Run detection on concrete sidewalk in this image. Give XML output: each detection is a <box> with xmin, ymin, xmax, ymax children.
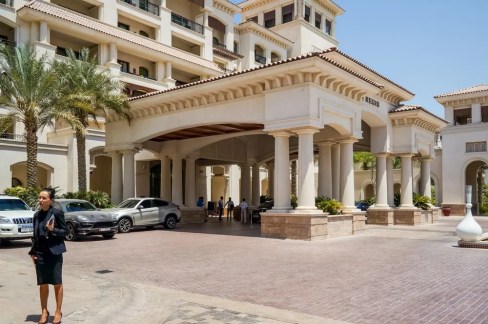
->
<box><xmin>0</xmin><ymin>254</ymin><xmax>345</xmax><ymax>324</ymax></box>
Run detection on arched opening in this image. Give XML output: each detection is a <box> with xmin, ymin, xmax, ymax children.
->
<box><xmin>150</xmin><ymin>163</ymin><xmax>161</xmax><ymax>198</ymax></box>
<box><xmin>209</xmin><ymin>16</ymin><xmax>226</xmax><ymax>48</ymax></box>
<box><xmin>364</xmin><ymin>183</ymin><xmax>374</xmax><ymax>200</ymax></box>
<box><xmin>254</xmin><ymin>44</ymin><xmax>266</xmax><ymax>64</ymax></box>
<box><xmin>465</xmin><ymin>160</ymin><xmax>488</xmax><ymax>215</ymax></box>
<box><xmin>90</xmin><ymin>154</ymin><xmax>111</xmax><ymax>194</ymax></box>
<box><xmin>10</xmin><ymin>162</ymin><xmax>53</xmax><ymax>189</ymax></box>
<box><xmin>271</xmin><ymin>51</ymin><xmax>281</xmax><ymax>63</ymax></box>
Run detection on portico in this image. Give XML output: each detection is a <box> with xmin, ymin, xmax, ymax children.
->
<box><xmin>105</xmin><ymin>49</ymin><xmax>445</xmax><ymax>240</ymax></box>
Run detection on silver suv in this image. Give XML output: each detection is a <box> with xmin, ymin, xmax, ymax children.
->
<box><xmin>0</xmin><ymin>195</ymin><xmax>35</xmax><ymax>242</ymax></box>
<box><xmin>104</xmin><ymin>198</ymin><xmax>181</xmax><ymax>233</ymax></box>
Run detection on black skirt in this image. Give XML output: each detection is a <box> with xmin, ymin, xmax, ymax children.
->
<box><xmin>35</xmin><ymin>240</ymin><xmax>63</xmax><ymax>285</ymax></box>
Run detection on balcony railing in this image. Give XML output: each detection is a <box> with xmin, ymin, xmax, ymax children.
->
<box><xmin>120</xmin><ymin>0</ymin><xmax>160</xmax><ymax>16</ymax></box>
<box><xmin>0</xmin><ymin>39</ymin><xmax>16</xmax><ymax>47</ymax></box>
<box><xmin>121</xmin><ymin>69</ymin><xmax>156</xmax><ymax>81</ymax></box>
<box><xmin>0</xmin><ymin>0</ymin><xmax>14</xmax><ymax>7</ymax></box>
<box><xmin>213</xmin><ymin>41</ymin><xmax>226</xmax><ymax>49</ymax></box>
<box><xmin>0</xmin><ymin>133</ymin><xmax>26</xmax><ymax>142</ymax></box>
<box><xmin>171</xmin><ymin>13</ymin><xmax>204</xmax><ymax>34</ymax></box>
<box><xmin>254</xmin><ymin>53</ymin><xmax>266</xmax><ymax>65</ymax></box>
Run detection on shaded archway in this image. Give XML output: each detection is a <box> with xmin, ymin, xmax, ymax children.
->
<box><xmin>465</xmin><ymin>160</ymin><xmax>487</xmax><ymax>215</ymax></box>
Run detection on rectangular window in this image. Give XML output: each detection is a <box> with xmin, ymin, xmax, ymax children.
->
<box><xmin>325</xmin><ymin>19</ymin><xmax>332</xmax><ymax>35</ymax></box>
<box><xmin>264</xmin><ymin>10</ymin><xmax>276</xmax><ymax>28</ymax></box>
<box><xmin>118</xmin><ymin>22</ymin><xmax>130</xmax><ymax>30</ymax></box>
<box><xmin>304</xmin><ymin>6</ymin><xmax>311</xmax><ymax>22</ymax></box>
<box><xmin>282</xmin><ymin>4</ymin><xmax>294</xmax><ymax>23</ymax></box>
<box><xmin>118</xmin><ymin>60</ymin><xmax>130</xmax><ymax>73</ymax></box>
<box><xmin>315</xmin><ymin>12</ymin><xmax>322</xmax><ymax>29</ymax></box>
<box><xmin>466</xmin><ymin>141</ymin><xmax>487</xmax><ymax>153</ymax></box>
<box><xmin>453</xmin><ymin>107</ymin><xmax>472</xmax><ymax>125</ymax></box>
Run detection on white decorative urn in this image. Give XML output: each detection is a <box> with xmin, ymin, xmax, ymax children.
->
<box><xmin>456</xmin><ymin>185</ymin><xmax>482</xmax><ymax>242</ymax></box>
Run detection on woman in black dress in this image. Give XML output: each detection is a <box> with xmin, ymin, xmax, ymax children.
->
<box><xmin>28</xmin><ymin>188</ymin><xmax>67</xmax><ymax>324</ymax></box>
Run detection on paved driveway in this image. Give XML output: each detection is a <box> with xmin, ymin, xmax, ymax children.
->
<box><xmin>1</xmin><ymin>216</ymin><xmax>488</xmax><ymax>323</ymax></box>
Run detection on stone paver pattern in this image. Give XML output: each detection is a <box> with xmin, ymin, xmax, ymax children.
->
<box><xmin>2</xmin><ymin>216</ymin><xmax>488</xmax><ymax>323</ymax></box>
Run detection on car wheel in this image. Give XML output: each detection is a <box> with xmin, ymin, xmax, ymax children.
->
<box><xmin>65</xmin><ymin>223</ymin><xmax>78</xmax><ymax>241</ymax></box>
<box><xmin>163</xmin><ymin>215</ymin><xmax>177</xmax><ymax>229</ymax></box>
<box><xmin>102</xmin><ymin>233</ymin><xmax>115</xmax><ymax>239</ymax></box>
<box><xmin>117</xmin><ymin>217</ymin><xmax>132</xmax><ymax>233</ymax></box>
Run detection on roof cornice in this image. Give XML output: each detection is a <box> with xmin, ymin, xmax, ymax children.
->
<box><xmin>213</xmin><ymin>0</ymin><xmax>242</xmax><ymax>15</ymax></box>
<box><xmin>389</xmin><ymin>105</ymin><xmax>448</xmax><ymax>133</ymax></box>
<box><xmin>239</xmin><ymin>0</ymin><xmax>344</xmax><ymax>16</ymax></box>
<box><xmin>235</xmin><ymin>20</ymin><xmax>293</xmax><ymax>49</ymax></box>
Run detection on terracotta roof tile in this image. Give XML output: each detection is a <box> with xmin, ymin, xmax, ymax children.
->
<box><xmin>327</xmin><ymin>48</ymin><xmax>414</xmax><ymax>95</ymax></box>
<box><xmin>20</xmin><ymin>1</ymin><xmax>222</xmax><ymax>72</ymax></box>
<box><xmin>129</xmin><ymin>50</ymin><xmax>383</xmax><ymax>101</ymax></box>
<box><xmin>434</xmin><ymin>84</ymin><xmax>488</xmax><ymax>98</ymax></box>
<box><xmin>389</xmin><ymin>105</ymin><xmax>448</xmax><ymax>123</ymax></box>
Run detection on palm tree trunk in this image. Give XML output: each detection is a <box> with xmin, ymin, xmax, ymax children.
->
<box><xmin>76</xmin><ymin>129</ymin><xmax>87</xmax><ymax>192</ymax></box>
<box><xmin>25</xmin><ymin>121</ymin><xmax>38</xmax><ymax>188</ymax></box>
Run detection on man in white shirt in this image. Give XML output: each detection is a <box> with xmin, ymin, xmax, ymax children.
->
<box><xmin>240</xmin><ymin>198</ymin><xmax>248</xmax><ymax>224</ymax></box>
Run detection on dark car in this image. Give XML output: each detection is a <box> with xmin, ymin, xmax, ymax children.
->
<box><xmin>251</xmin><ymin>200</ymin><xmax>274</xmax><ymax>223</ymax></box>
<box><xmin>53</xmin><ymin>199</ymin><xmax>118</xmax><ymax>241</ymax></box>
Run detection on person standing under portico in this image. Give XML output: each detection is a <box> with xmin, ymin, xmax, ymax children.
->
<box><xmin>218</xmin><ymin>196</ymin><xmax>224</xmax><ymax>221</ymax></box>
<box><xmin>224</xmin><ymin>197</ymin><xmax>234</xmax><ymax>222</ymax></box>
<box><xmin>240</xmin><ymin>198</ymin><xmax>248</xmax><ymax>224</ymax></box>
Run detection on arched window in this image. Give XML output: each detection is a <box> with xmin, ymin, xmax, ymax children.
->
<box><xmin>233</xmin><ymin>41</ymin><xmax>239</xmax><ymax>54</ymax></box>
<box><xmin>139</xmin><ymin>67</ymin><xmax>149</xmax><ymax>78</ymax></box>
<box><xmin>254</xmin><ymin>45</ymin><xmax>266</xmax><ymax>64</ymax></box>
<box><xmin>139</xmin><ymin>30</ymin><xmax>149</xmax><ymax>37</ymax></box>
<box><xmin>271</xmin><ymin>52</ymin><xmax>281</xmax><ymax>63</ymax></box>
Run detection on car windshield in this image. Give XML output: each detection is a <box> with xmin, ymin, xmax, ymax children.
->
<box><xmin>0</xmin><ymin>198</ymin><xmax>30</xmax><ymax>211</ymax></box>
<box><xmin>116</xmin><ymin>199</ymin><xmax>141</xmax><ymax>208</ymax></box>
<box><xmin>63</xmin><ymin>201</ymin><xmax>97</xmax><ymax>212</ymax></box>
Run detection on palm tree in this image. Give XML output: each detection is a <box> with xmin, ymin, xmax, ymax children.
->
<box><xmin>54</xmin><ymin>48</ymin><xmax>130</xmax><ymax>192</ymax></box>
<box><xmin>0</xmin><ymin>45</ymin><xmax>79</xmax><ymax>187</ymax></box>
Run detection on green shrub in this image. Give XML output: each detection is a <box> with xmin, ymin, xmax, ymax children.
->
<box><xmin>316</xmin><ymin>196</ymin><xmax>343</xmax><ymax>215</ymax></box>
<box><xmin>3</xmin><ymin>186</ymin><xmax>43</xmax><ymax>207</ymax></box>
<box><xmin>290</xmin><ymin>194</ymin><xmax>297</xmax><ymax>209</ymax></box>
<box><xmin>413</xmin><ymin>193</ymin><xmax>432</xmax><ymax>210</ymax></box>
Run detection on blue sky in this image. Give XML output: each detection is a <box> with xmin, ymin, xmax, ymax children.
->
<box><xmin>230</xmin><ymin>0</ymin><xmax>488</xmax><ymax>118</ymax></box>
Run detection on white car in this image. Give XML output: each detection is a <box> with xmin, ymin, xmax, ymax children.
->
<box><xmin>105</xmin><ymin>197</ymin><xmax>181</xmax><ymax>233</ymax></box>
<box><xmin>0</xmin><ymin>195</ymin><xmax>35</xmax><ymax>242</ymax></box>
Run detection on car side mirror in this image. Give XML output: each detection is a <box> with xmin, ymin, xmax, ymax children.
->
<box><xmin>137</xmin><ymin>205</ymin><xmax>144</xmax><ymax>209</ymax></box>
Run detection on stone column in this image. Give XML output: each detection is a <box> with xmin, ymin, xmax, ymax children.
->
<box><xmin>109</xmin><ymin>151</ymin><xmax>123</xmax><ymax>204</ymax></box>
<box><xmin>121</xmin><ymin>149</ymin><xmax>136</xmax><ymax>200</ymax></box>
<box><xmin>400</xmin><ymin>154</ymin><xmax>414</xmax><ymax>208</ymax></box>
<box><xmin>318</xmin><ymin>142</ymin><xmax>332</xmax><ymax>198</ymax></box>
<box><xmin>270</xmin><ymin>132</ymin><xmax>290</xmax><ymax>211</ymax></box>
<box><xmin>39</xmin><ymin>21</ymin><xmax>49</xmax><ymax>43</ymax></box>
<box><xmin>420</xmin><ymin>158</ymin><xmax>432</xmax><ymax>199</ymax></box>
<box><xmin>294</xmin><ymin>128</ymin><xmax>318</xmax><ymax>211</ymax></box>
<box><xmin>387</xmin><ymin>156</ymin><xmax>394</xmax><ymax>207</ymax></box>
<box><xmin>331</xmin><ymin>143</ymin><xmax>340</xmax><ymax>200</ymax></box>
<box><xmin>108</xmin><ymin>43</ymin><xmax>117</xmax><ymax>62</ymax></box>
<box><xmin>267</xmin><ymin>163</ymin><xmax>275</xmax><ymax>199</ymax></box>
<box><xmin>375</xmin><ymin>153</ymin><xmax>388</xmax><ymax>207</ymax></box>
<box><xmin>340</xmin><ymin>139</ymin><xmax>356</xmax><ymax>210</ymax></box>
<box><xmin>185</xmin><ymin>156</ymin><xmax>196</xmax><ymax>207</ymax></box>
<box><xmin>240</xmin><ymin>162</ymin><xmax>251</xmax><ymax>203</ymax></box>
<box><xmin>171</xmin><ymin>156</ymin><xmax>183</xmax><ymax>206</ymax></box>
<box><xmin>160</xmin><ymin>156</ymin><xmax>171</xmax><ymax>200</ymax></box>
<box><xmin>252</xmin><ymin>162</ymin><xmax>260</xmax><ymax>206</ymax></box>
<box><xmin>165</xmin><ymin>62</ymin><xmax>172</xmax><ymax>79</ymax></box>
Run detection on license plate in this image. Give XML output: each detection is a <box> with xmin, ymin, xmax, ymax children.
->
<box><xmin>20</xmin><ymin>227</ymin><xmax>33</xmax><ymax>233</ymax></box>
<box><xmin>99</xmin><ymin>228</ymin><xmax>111</xmax><ymax>232</ymax></box>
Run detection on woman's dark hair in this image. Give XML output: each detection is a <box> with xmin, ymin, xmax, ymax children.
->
<box><xmin>41</xmin><ymin>187</ymin><xmax>56</xmax><ymax>199</ymax></box>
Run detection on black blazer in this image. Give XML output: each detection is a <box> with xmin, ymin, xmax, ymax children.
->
<box><xmin>29</xmin><ymin>206</ymin><xmax>68</xmax><ymax>256</ymax></box>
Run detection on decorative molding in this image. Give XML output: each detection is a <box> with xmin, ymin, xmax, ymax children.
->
<box><xmin>235</xmin><ymin>21</ymin><xmax>293</xmax><ymax>49</ymax></box>
<box><xmin>213</xmin><ymin>0</ymin><xmax>241</xmax><ymax>15</ymax></box>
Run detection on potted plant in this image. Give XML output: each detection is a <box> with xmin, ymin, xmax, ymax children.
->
<box><xmin>441</xmin><ymin>206</ymin><xmax>451</xmax><ymax>216</ymax></box>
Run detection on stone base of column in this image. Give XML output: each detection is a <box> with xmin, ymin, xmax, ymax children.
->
<box><xmin>291</xmin><ymin>207</ymin><xmax>319</xmax><ymax>214</ymax></box>
<box><xmin>392</xmin><ymin>208</ymin><xmax>422</xmax><ymax>225</ymax></box>
<box><xmin>366</xmin><ymin>207</ymin><xmax>394</xmax><ymax>226</ymax></box>
<box><xmin>261</xmin><ymin>212</ymin><xmax>364</xmax><ymax>241</ymax></box>
<box><xmin>180</xmin><ymin>207</ymin><xmax>206</xmax><ymax>224</ymax></box>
